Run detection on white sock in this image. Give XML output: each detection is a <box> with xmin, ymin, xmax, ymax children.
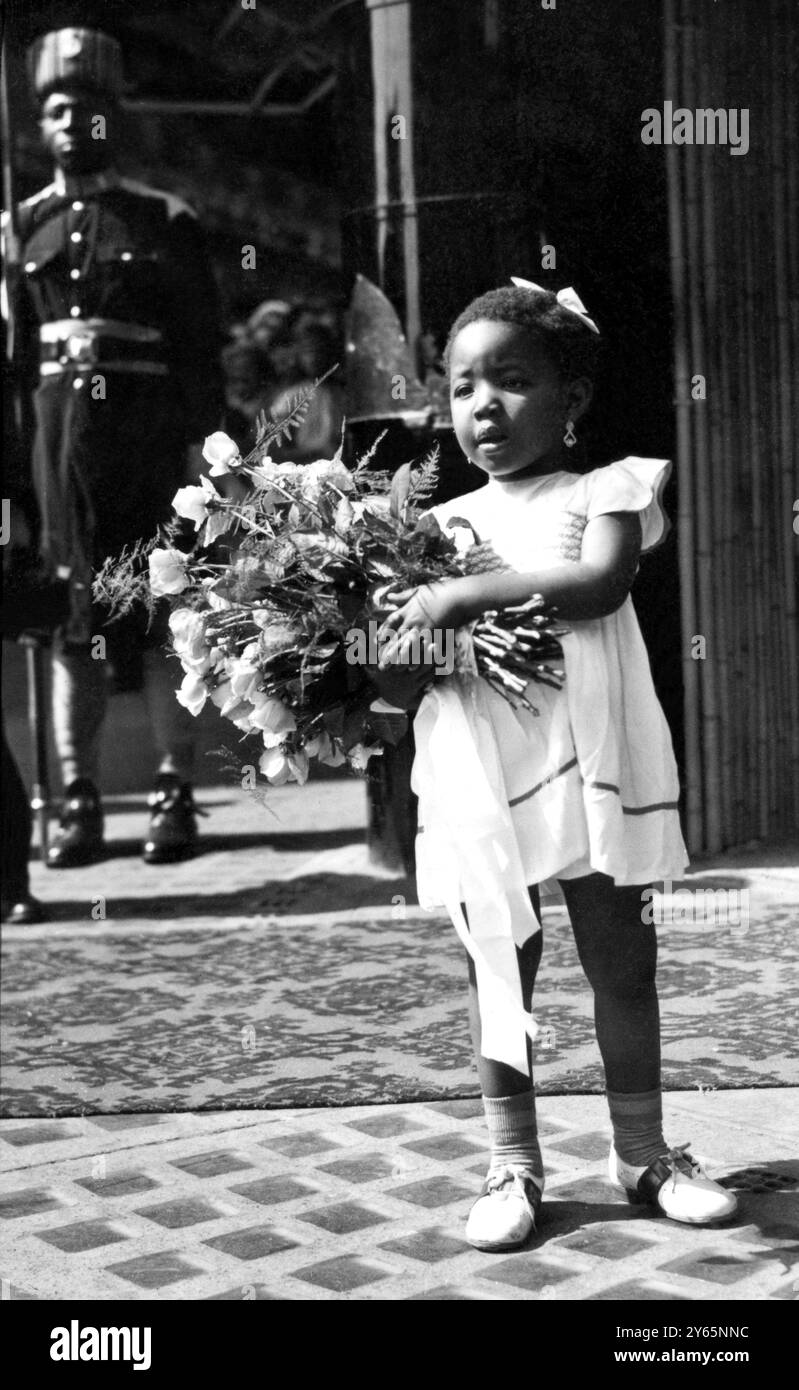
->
<box><xmin>483</xmin><ymin>1091</ymin><xmax>544</xmax><ymax>1187</ymax></box>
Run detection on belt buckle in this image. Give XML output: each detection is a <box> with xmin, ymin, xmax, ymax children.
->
<box><xmin>60</xmin><ymin>331</ymin><xmax>98</xmax><ymax>367</ymax></box>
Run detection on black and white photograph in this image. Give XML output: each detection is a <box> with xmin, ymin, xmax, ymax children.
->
<box><xmin>1</xmin><ymin>0</ymin><xmax>797</xmax><ymax>1334</ymax></box>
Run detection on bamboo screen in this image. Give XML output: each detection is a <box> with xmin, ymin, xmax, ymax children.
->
<box><xmin>664</xmin><ymin>0</ymin><xmax>798</xmax><ymax>854</ymax></box>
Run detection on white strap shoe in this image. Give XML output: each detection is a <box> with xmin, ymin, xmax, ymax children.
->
<box><xmin>465</xmin><ymin>1165</ymin><xmax>543</xmax><ymax>1251</ymax></box>
<box><xmin>609</xmin><ymin>1143</ymin><xmax>738</xmax><ymax>1225</ymax></box>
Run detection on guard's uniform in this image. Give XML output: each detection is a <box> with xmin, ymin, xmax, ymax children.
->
<box><xmin>9</xmin><ymin>169</ymin><xmax>223</xmax><ymax>675</ymax></box>
<box><xmin>2</xmin><ymin>23</ymin><xmax>224</xmax><ymax>866</ymax></box>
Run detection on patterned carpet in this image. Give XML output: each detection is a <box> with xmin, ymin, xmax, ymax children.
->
<box><xmin>2</xmin><ymin>893</ymin><xmax>796</xmax><ymax>1118</ymax></box>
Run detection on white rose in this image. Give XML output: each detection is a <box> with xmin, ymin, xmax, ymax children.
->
<box><xmin>149</xmin><ymin>548</ymin><xmax>189</xmax><ymax>596</ymax></box>
<box><xmin>287</xmin><ymin>749</ymin><xmax>310</xmax><ymax>785</ymax></box>
<box><xmin>180</xmin><ymin>650</ymin><xmax>214</xmax><ymax>678</ymax></box>
<box><xmin>249</xmin><ymin>698</ymin><xmax>297</xmax><ymax>737</ymax></box>
<box><xmin>209</xmin><ymin>679</ymin><xmax>232</xmax><ymax>709</ymax></box>
<box><xmin>229</xmin><ymin>656</ymin><xmax>260</xmax><ymax>702</ymax></box>
<box><xmin>172</xmin><ymin>477</ymin><xmax>221</xmax><ymax>531</ymax></box>
<box><xmin>300</xmin><ymin>459</ymin><xmax>354</xmax><ymax>497</ymax></box>
<box><xmin>219</xmin><ymin>694</ymin><xmax>255</xmax><ymax>732</ymax></box>
<box><xmin>169</xmin><ymin>608</ymin><xmax>208</xmax><ymax>663</ymax></box>
<box><xmin>348</xmin><ymin>742</ymin><xmax>384</xmax><ymax>771</ymax></box>
<box><xmin>320</xmin><ymin>742</ymin><xmax>346</xmax><ymax>767</ymax></box>
<box><xmin>227</xmin><ymin>642</ymin><xmax>260</xmax><ymax>698</ymax></box>
<box><xmin>202</xmin><ymin>431</ymin><xmax>242</xmax><ymax>476</ymax></box>
<box><xmin>257</xmin><ymin>620</ymin><xmax>300</xmax><ymax>657</ymax></box>
<box><xmin>305</xmin><ymin>730</ymin><xmax>345</xmax><ymax>767</ymax></box>
<box><xmin>249</xmin><ymin>459</ymin><xmax>301</xmax><ymax>514</ymax></box>
<box><xmin>258</xmin><ymin>745</ymin><xmax>309</xmax><ymax>785</ymax></box>
<box><xmin>175</xmin><ymin>670</ymin><xmax>208</xmax><ymax>716</ymax></box>
<box><xmin>258</xmin><ymin>745</ymin><xmax>292</xmax><ymax>785</ymax></box>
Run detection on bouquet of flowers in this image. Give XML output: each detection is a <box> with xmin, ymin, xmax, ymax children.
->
<box><xmin>94</xmin><ymin>394</ymin><xmax>566</xmax><ymax>788</ymax></box>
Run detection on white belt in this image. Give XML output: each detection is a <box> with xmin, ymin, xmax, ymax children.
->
<box><xmin>39</xmin><ymin>318</ymin><xmax>163</xmax><ymax>343</ymax></box>
<box><xmin>40</xmin><ymin>359</ymin><xmax>168</xmax><ymax>376</ymax></box>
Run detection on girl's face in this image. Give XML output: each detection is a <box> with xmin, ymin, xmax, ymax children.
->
<box><xmin>449</xmin><ymin>319</ymin><xmax>588</xmax><ymax>480</ymax></box>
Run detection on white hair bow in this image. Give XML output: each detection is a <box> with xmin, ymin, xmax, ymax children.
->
<box><xmin>510</xmin><ymin>277</ymin><xmax>600</xmax><ymax>334</ymax></box>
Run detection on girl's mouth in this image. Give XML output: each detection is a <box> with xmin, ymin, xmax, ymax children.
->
<box><xmin>475</xmin><ymin>427</ymin><xmax>508</xmax><ymax>449</ymax></box>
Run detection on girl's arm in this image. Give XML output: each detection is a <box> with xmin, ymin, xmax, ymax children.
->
<box><xmin>379</xmin><ymin>511</ymin><xmax>642</xmax><ymax>656</ymax></box>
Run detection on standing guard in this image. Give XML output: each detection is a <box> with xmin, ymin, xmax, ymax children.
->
<box><xmin>5</xmin><ymin>26</ymin><xmax>225</xmax><ymax>866</ymax></box>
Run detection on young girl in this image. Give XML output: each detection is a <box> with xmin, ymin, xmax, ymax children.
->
<box><xmin>376</xmin><ymin>281</ymin><xmax>737</xmax><ymax>1252</ymax></box>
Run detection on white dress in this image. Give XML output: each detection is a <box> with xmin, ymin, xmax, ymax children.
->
<box><xmin>410</xmin><ymin>457</ymin><xmax>689</xmax><ymax>1071</ymax></box>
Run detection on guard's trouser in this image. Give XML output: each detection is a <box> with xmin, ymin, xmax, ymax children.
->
<box><xmin>51</xmin><ymin>644</ymin><xmax>195</xmax><ymax>789</ymax></box>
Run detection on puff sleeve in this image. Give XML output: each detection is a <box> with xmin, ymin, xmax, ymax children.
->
<box><xmin>584</xmin><ymin>457</ymin><xmax>673</xmax><ymax>553</ymax></box>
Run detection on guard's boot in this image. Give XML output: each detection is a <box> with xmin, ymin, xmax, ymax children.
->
<box><xmin>47</xmin><ymin>778</ymin><xmax>105</xmax><ymax>869</ymax></box>
<box><xmin>2</xmin><ymin>893</ymin><xmax>47</xmax><ymax>924</ymax></box>
<box><xmin>142</xmin><ymin>774</ymin><xmax>203</xmax><ymax>864</ymax></box>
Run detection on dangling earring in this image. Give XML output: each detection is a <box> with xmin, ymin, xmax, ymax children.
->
<box><xmin>563</xmin><ymin>419</ymin><xmax>577</xmax><ymax>448</ymax></box>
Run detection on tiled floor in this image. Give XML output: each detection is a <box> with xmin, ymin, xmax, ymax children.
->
<box><xmin>1</xmin><ymin>1091</ymin><xmax>797</xmax><ymax>1301</ymax></box>
<box><xmin>2</xmin><ymin>772</ymin><xmax>797</xmax><ymax>1301</ymax></box>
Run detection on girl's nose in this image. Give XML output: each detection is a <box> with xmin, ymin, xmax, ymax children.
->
<box><xmin>473</xmin><ymin>389</ymin><xmax>501</xmax><ymax>418</ymax></box>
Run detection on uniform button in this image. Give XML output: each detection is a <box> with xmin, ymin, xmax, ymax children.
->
<box><xmin>70</xmin><ymin>306</ymin><xmax>81</xmax><ymax>317</ymax></box>
<box><xmin>121</xmin><ymin>252</ymin><xmax>133</xmax><ymax>262</ymax></box>
<box><xmin>24</xmin><ymin>260</ymin><xmax>37</xmax><ymax>273</ymax></box>
<box><xmin>73</xmin><ymin>377</ymin><xmax>84</xmax><ymax>390</ymax></box>
<box><xmin>70</xmin><ymin>231</ymin><xmax>82</xmax><ymax>244</ymax></box>
<box><xmin>71</xmin><ymin>200</ymin><xmax>85</xmax><ymax>212</ymax></box>
<box><xmin>70</xmin><ymin>269</ymin><xmax>81</xmax><ymax>281</ymax></box>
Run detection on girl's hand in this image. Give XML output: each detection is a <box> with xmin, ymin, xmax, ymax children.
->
<box><xmin>368</xmin><ymin>659</ymin><xmax>433</xmax><ymax>712</ymax></box>
<box><xmin>378</xmin><ymin>580</ymin><xmax>462</xmax><ymax>638</ymax></box>
<box><xmin>376</xmin><ymin>581</ymin><xmax>462</xmax><ymax>671</ymax></box>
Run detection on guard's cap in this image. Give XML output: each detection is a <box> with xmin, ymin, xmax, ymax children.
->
<box><xmin>27</xmin><ymin>28</ymin><xmax>123</xmax><ymax>103</ymax></box>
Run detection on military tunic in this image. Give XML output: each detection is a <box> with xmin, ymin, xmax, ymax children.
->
<box><xmin>6</xmin><ymin>169</ymin><xmax>223</xmax><ymax>670</ymax></box>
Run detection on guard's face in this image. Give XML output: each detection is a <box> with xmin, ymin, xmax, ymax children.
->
<box><xmin>449</xmin><ymin>320</ymin><xmax>573</xmax><ymax>480</ymax></box>
<box><xmin>39</xmin><ymin>88</ymin><xmax>116</xmax><ymax>173</ymax></box>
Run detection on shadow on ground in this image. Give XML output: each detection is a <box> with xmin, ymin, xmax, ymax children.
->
<box><xmin>28</xmin><ymin>873</ymin><xmax>417</xmax><ymax>921</ymax></box>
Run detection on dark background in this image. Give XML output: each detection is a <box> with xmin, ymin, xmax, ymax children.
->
<box><xmin>3</xmin><ymin>0</ymin><xmax>684</xmax><ymax>763</ymax></box>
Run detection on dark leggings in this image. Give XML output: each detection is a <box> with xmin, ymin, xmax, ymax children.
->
<box><xmin>467</xmin><ymin>872</ymin><xmax>660</xmax><ymax>1098</ymax></box>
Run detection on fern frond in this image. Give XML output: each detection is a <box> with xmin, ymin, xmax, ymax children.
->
<box><xmin>353</xmin><ymin>429</ymin><xmax>388</xmax><ymax>478</ymax></box>
<box><xmin>406</xmin><ymin>445</ymin><xmax>441</xmax><ymax>506</ymax></box>
<box><xmin>92</xmin><ymin>535</ymin><xmax>160</xmax><ymax>622</ymax></box>
<box><xmin>246</xmin><ymin>365</ymin><xmax>339</xmax><ymax>461</ymax></box>
<box><xmin>330</xmin><ymin>416</ymin><xmax>347</xmax><ymax>466</ymax></box>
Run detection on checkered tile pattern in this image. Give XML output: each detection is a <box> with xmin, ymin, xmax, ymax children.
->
<box><xmin>1</xmin><ymin>1094</ymin><xmax>797</xmax><ymax>1300</ymax></box>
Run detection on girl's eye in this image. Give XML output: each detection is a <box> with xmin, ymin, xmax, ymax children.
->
<box><xmin>452</xmin><ymin>383</ymin><xmax>472</xmax><ymax>399</ymax></box>
<box><xmin>502</xmin><ymin>376</ymin><xmax>526</xmax><ymax>390</ymax></box>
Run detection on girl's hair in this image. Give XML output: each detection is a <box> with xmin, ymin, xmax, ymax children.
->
<box><xmin>444</xmin><ymin>285</ymin><xmax>601</xmax><ymax>384</ymax></box>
